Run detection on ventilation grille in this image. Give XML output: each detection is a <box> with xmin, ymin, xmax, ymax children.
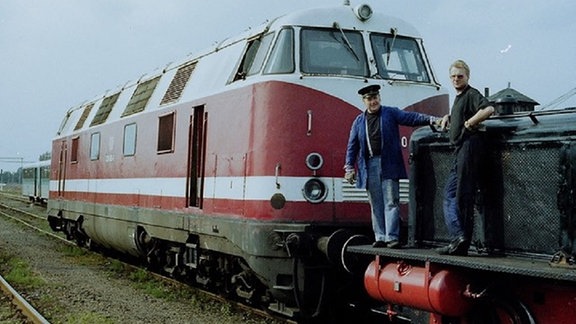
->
<box><xmin>122</xmin><ymin>76</ymin><xmax>161</xmax><ymax>117</ymax></box>
<box><xmin>160</xmin><ymin>62</ymin><xmax>196</xmax><ymax>105</ymax></box>
<box><xmin>74</xmin><ymin>103</ymin><xmax>94</xmax><ymax>130</ymax></box>
<box><xmin>342</xmin><ymin>179</ymin><xmax>409</xmax><ymax>203</ymax></box>
<box><xmin>90</xmin><ymin>92</ymin><xmax>120</xmax><ymax>127</ymax></box>
<box><xmin>413</xmin><ymin>140</ymin><xmax>563</xmax><ymax>255</ymax></box>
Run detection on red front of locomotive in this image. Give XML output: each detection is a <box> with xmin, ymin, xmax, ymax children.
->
<box><xmin>200</xmin><ymin>81</ymin><xmax>368</xmax><ymax>223</ymax></box>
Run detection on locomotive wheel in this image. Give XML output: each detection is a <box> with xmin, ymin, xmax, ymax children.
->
<box><xmin>454</xmin><ymin>296</ymin><xmax>536</xmax><ymax>324</ymax></box>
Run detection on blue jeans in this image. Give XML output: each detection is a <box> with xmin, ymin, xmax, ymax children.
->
<box><xmin>443</xmin><ymin>162</ymin><xmax>465</xmax><ymax>238</ymax></box>
<box><xmin>366</xmin><ymin>156</ymin><xmax>400</xmax><ymax>242</ymax></box>
<box><xmin>443</xmin><ymin>134</ymin><xmax>485</xmax><ymax>239</ymax></box>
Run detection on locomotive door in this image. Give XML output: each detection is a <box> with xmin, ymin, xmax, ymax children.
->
<box><xmin>57</xmin><ymin>140</ymin><xmax>67</xmax><ymax>197</ymax></box>
<box><xmin>187</xmin><ymin>106</ymin><xmax>206</xmax><ymax>208</ymax></box>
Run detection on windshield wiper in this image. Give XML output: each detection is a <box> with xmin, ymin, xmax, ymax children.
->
<box><xmin>386</xmin><ymin>28</ymin><xmax>398</xmax><ymax>65</ymax></box>
<box><xmin>332</xmin><ymin>22</ymin><xmax>360</xmax><ymax>61</ymax></box>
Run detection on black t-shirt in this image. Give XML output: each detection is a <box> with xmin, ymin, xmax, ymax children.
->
<box><xmin>449</xmin><ymin>85</ymin><xmax>491</xmax><ymax>145</ymax></box>
<box><xmin>366</xmin><ymin>110</ymin><xmax>382</xmax><ymax>157</ymax></box>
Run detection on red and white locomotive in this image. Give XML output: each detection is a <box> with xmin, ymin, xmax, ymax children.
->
<box><xmin>47</xmin><ymin>2</ymin><xmax>447</xmax><ymax>320</ymax></box>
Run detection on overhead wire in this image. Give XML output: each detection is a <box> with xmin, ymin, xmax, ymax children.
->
<box><xmin>538</xmin><ymin>86</ymin><xmax>576</xmax><ymax>110</ymax></box>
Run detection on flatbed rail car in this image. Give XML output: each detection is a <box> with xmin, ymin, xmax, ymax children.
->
<box><xmin>22</xmin><ymin>160</ymin><xmax>51</xmax><ymax>204</ymax></box>
<box><xmin>46</xmin><ymin>3</ymin><xmax>448</xmax><ymax>321</ymax></box>
<box><xmin>346</xmin><ymin>108</ymin><xmax>576</xmax><ymax>323</ymax></box>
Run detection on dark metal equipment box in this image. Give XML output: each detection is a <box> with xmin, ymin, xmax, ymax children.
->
<box><xmin>408</xmin><ymin>109</ymin><xmax>576</xmax><ymax>257</ymax></box>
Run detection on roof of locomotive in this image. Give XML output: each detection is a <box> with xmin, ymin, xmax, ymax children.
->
<box><xmin>270</xmin><ymin>5</ymin><xmax>421</xmax><ymax>37</ymax></box>
<box><xmin>210</xmin><ymin>5</ymin><xmax>421</xmax><ymax>50</ymax></box>
<box><xmin>55</xmin><ymin>4</ymin><xmax>423</xmax><ymax>138</ymax></box>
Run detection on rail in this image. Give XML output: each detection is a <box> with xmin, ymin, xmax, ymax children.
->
<box><xmin>0</xmin><ymin>274</ymin><xmax>50</xmax><ymax>324</ymax></box>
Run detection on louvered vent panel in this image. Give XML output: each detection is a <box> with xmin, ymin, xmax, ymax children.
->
<box><xmin>160</xmin><ymin>62</ymin><xmax>196</xmax><ymax>105</ymax></box>
<box><xmin>122</xmin><ymin>76</ymin><xmax>161</xmax><ymax>117</ymax></box>
<box><xmin>90</xmin><ymin>92</ymin><xmax>120</xmax><ymax>126</ymax></box>
<box><xmin>74</xmin><ymin>103</ymin><xmax>94</xmax><ymax>130</ymax></box>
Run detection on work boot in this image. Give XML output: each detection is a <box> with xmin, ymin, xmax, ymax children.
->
<box><xmin>372</xmin><ymin>241</ymin><xmax>386</xmax><ymax>248</ymax></box>
<box><xmin>386</xmin><ymin>240</ymin><xmax>401</xmax><ymax>249</ymax></box>
<box><xmin>436</xmin><ymin>236</ymin><xmax>469</xmax><ymax>256</ymax></box>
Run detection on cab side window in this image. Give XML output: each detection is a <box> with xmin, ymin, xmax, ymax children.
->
<box><xmin>233</xmin><ymin>32</ymin><xmax>274</xmax><ymax>81</ymax></box>
<box><xmin>263</xmin><ymin>28</ymin><xmax>294</xmax><ymax>74</ymax></box>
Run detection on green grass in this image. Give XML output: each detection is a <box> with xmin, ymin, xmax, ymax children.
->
<box><xmin>2</xmin><ymin>257</ymin><xmax>45</xmax><ymax>289</ymax></box>
<box><xmin>58</xmin><ymin>244</ymin><xmax>105</xmax><ymax>267</ymax></box>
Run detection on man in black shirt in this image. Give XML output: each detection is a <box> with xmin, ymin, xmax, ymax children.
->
<box><xmin>437</xmin><ymin>60</ymin><xmax>495</xmax><ymax>256</ymax></box>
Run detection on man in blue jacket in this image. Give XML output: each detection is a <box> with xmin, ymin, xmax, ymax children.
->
<box><xmin>344</xmin><ymin>84</ymin><xmax>447</xmax><ymax>248</ymax></box>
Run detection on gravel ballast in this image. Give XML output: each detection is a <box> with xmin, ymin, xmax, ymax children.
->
<box><xmin>0</xmin><ymin>205</ymin><xmax>284</xmax><ymax>324</ymax></box>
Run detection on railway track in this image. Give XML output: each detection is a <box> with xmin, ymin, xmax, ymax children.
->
<box><xmin>0</xmin><ymin>192</ymin><xmax>291</xmax><ymax>323</ymax></box>
<box><xmin>0</xmin><ymin>272</ymin><xmax>49</xmax><ymax>323</ymax></box>
<box><xmin>0</xmin><ymin>200</ymin><xmax>50</xmax><ymax>323</ymax></box>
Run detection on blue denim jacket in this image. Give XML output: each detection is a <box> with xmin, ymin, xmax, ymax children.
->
<box><xmin>345</xmin><ymin>105</ymin><xmax>432</xmax><ymax>189</ymax></box>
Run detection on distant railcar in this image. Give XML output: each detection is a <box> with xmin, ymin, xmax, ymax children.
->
<box><xmin>47</xmin><ymin>3</ymin><xmax>448</xmax><ymax>320</ymax></box>
<box><xmin>22</xmin><ymin>160</ymin><xmax>51</xmax><ymax>204</ymax></box>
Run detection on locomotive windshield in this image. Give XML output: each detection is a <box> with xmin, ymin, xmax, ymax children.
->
<box><xmin>371</xmin><ymin>34</ymin><xmax>430</xmax><ymax>82</ymax></box>
<box><xmin>300</xmin><ymin>28</ymin><xmax>369</xmax><ymax>77</ymax></box>
<box><xmin>259</xmin><ymin>27</ymin><xmax>431</xmax><ymax>83</ymax></box>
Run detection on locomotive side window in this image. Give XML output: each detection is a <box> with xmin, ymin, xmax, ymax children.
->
<box><xmin>157</xmin><ymin>112</ymin><xmax>175</xmax><ymax>154</ymax></box>
<box><xmin>91</xmin><ymin>92</ymin><xmax>120</xmax><ymax>127</ymax></box>
<box><xmin>90</xmin><ymin>132</ymin><xmax>100</xmax><ymax>161</ymax></box>
<box><xmin>57</xmin><ymin>112</ymin><xmax>72</xmax><ymax>136</ymax></box>
<box><xmin>123</xmin><ymin>123</ymin><xmax>137</xmax><ymax>156</ymax></box>
<box><xmin>247</xmin><ymin>33</ymin><xmax>274</xmax><ymax>76</ymax></box>
<box><xmin>263</xmin><ymin>28</ymin><xmax>294</xmax><ymax>74</ymax></box>
<box><xmin>71</xmin><ymin>136</ymin><xmax>79</xmax><ymax>163</ymax></box>
<box><xmin>234</xmin><ymin>32</ymin><xmax>274</xmax><ymax>81</ymax></box>
<box><xmin>74</xmin><ymin>103</ymin><xmax>94</xmax><ymax>131</ymax></box>
<box><xmin>370</xmin><ymin>34</ymin><xmax>430</xmax><ymax>82</ymax></box>
<box><xmin>300</xmin><ymin>28</ymin><xmax>368</xmax><ymax>76</ymax></box>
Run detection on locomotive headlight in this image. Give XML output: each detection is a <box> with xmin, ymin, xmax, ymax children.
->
<box><xmin>305</xmin><ymin>152</ymin><xmax>324</xmax><ymax>171</ymax></box>
<box><xmin>354</xmin><ymin>4</ymin><xmax>373</xmax><ymax>21</ymax></box>
<box><xmin>302</xmin><ymin>178</ymin><xmax>328</xmax><ymax>203</ymax></box>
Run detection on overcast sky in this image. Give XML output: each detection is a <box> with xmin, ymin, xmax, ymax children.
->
<box><xmin>1</xmin><ymin>0</ymin><xmax>575</xmax><ymax>171</ymax></box>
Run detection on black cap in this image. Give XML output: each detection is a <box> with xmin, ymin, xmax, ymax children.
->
<box><xmin>358</xmin><ymin>84</ymin><xmax>381</xmax><ymax>97</ymax></box>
